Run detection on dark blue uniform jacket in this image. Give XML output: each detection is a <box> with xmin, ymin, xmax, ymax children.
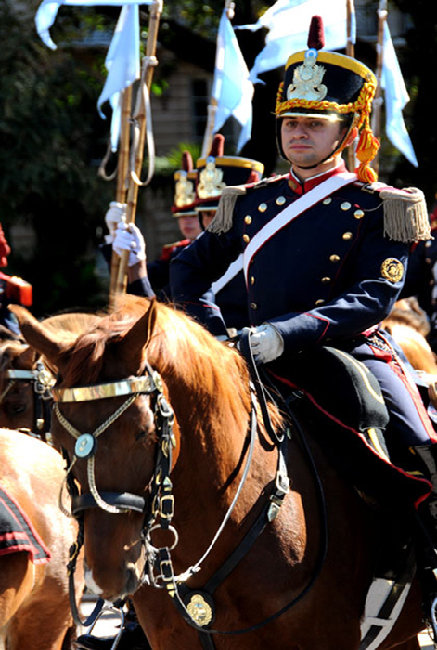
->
<box><xmin>170</xmin><ymin>165</ymin><xmax>410</xmax><ymax>357</ymax></box>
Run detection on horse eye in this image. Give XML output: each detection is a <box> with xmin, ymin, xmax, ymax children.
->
<box><xmin>6</xmin><ymin>403</ymin><xmax>27</xmax><ymax>416</ymax></box>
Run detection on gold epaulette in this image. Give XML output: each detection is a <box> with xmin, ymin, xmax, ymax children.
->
<box><xmin>207</xmin><ymin>175</ymin><xmax>286</xmax><ymax>235</ymax></box>
<box><xmin>207</xmin><ymin>187</ymin><xmax>247</xmax><ymax>234</ymax></box>
<box><xmin>366</xmin><ymin>183</ymin><xmax>431</xmax><ymax>243</ymax></box>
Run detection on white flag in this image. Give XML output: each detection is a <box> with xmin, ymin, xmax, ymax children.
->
<box><xmin>238</xmin><ymin>0</ymin><xmax>353</xmax><ymax>83</ymax></box>
<box><xmin>97</xmin><ymin>5</ymin><xmax>140</xmax><ymax>150</ymax></box>
<box><xmin>35</xmin><ymin>0</ymin><xmax>152</xmax><ymax>50</ymax></box>
<box><xmin>380</xmin><ymin>22</ymin><xmax>418</xmax><ymax>167</ymax></box>
<box><xmin>212</xmin><ymin>10</ymin><xmax>254</xmax><ymax>152</ymax></box>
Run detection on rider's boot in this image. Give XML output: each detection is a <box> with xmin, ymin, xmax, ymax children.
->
<box><xmin>413</xmin><ymin>444</ymin><xmax>437</xmax><ymax>542</ymax></box>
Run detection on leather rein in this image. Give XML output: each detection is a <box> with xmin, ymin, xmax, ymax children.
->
<box><xmin>51</xmin><ymin>335</ymin><xmax>328</xmax><ymax>644</ymax></box>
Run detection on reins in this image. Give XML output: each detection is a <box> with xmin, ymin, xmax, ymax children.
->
<box><xmin>51</xmin><ymin>330</ymin><xmax>329</xmax><ymax>644</ymax></box>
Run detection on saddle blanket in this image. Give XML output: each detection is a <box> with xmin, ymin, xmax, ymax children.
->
<box><xmin>0</xmin><ymin>486</ymin><xmax>51</xmax><ymax>564</ymax></box>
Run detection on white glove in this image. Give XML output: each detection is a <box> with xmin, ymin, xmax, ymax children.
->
<box><xmin>105</xmin><ymin>202</ymin><xmax>126</xmax><ymax>243</ymax></box>
<box><xmin>113</xmin><ymin>222</ymin><xmax>146</xmax><ymax>267</ymax></box>
<box><xmin>250</xmin><ymin>323</ymin><xmax>284</xmax><ymax>365</ymax></box>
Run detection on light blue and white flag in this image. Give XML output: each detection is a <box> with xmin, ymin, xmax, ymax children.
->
<box><xmin>35</xmin><ymin>0</ymin><xmax>151</xmax><ymax>50</ymax></box>
<box><xmin>212</xmin><ymin>9</ymin><xmax>254</xmax><ymax>151</ymax></box>
<box><xmin>380</xmin><ymin>22</ymin><xmax>418</xmax><ymax>167</ymax></box>
<box><xmin>237</xmin><ymin>0</ymin><xmax>353</xmax><ymax>83</ymax></box>
<box><xmin>97</xmin><ymin>5</ymin><xmax>140</xmax><ymax>150</ymax></box>
<box><xmin>35</xmin><ymin>0</ymin><xmax>150</xmax><ymax>150</ymax></box>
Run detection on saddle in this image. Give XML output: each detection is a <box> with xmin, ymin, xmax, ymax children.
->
<box><xmin>265</xmin><ymin>345</ymin><xmax>431</xmax><ymax>509</ymax></box>
<box><xmin>0</xmin><ymin>486</ymin><xmax>51</xmax><ymax>563</ymax></box>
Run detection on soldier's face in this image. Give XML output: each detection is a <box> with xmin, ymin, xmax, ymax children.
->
<box><xmin>280</xmin><ymin>116</ymin><xmax>346</xmax><ymax>176</ymax></box>
<box><xmin>177</xmin><ymin>215</ymin><xmax>202</xmax><ymax>241</ymax></box>
<box><xmin>199</xmin><ymin>210</ymin><xmax>216</xmax><ymax>230</ymax></box>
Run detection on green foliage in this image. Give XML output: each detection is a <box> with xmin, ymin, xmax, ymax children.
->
<box><xmin>0</xmin><ymin>2</ymin><xmax>113</xmax><ymax>315</ymax></box>
<box><xmin>155</xmin><ymin>142</ymin><xmax>203</xmax><ymax>174</ymax></box>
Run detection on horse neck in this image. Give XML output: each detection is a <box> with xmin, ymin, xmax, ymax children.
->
<box><xmin>148</xmin><ymin>331</ymin><xmax>269</xmax><ymax>544</ymax></box>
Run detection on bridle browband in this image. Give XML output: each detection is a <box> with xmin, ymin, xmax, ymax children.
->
<box><xmin>52</xmin><ymin>339</ymin><xmax>328</xmax><ymax>645</ymax></box>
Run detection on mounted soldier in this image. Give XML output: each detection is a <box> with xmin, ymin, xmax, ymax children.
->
<box><xmin>106</xmin><ymin>151</ymin><xmax>201</xmax><ymax>302</ymax></box>
<box><xmin>170</xmin><ymin>15</ymin><xmax>437</xmax><ymax>603</ymax></box>
<box><xmin>196</xmin><ymin>133</ymin><xmax>264</xmax><ymax>333</ymax></box>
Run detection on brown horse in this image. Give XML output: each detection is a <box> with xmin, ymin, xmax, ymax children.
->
<box><xmin>0</xmin><ymin>427</ymin><xmax>84</xmax><ymax>649</ymax></box>
<box><xmin>382</xmin><ymin>298</ymin><xmax>437</xmax><ymax>375</ymax></box>
<box><xmin>0</xmin><ymin>311</ymin><xmax>99</xmax><ymax>437</ymax></box>
<box><xmin>382</xmin><ymin>297</ymin><xmax>437</xmax><ymax>411</ymax></box>
<box><xmin>11</xmin><ymin>296</ymin><xmax>429</xmax><ymax>650</ymax></box>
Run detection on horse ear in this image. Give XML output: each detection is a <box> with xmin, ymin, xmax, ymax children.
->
<box><xmin>8</xmin><ymin>305</ymin><xmax>66</xmax><ymax>367</ymax></box>
<box><xmin>118</xmin><ymin>298</ymin><xmax>158</xmax><ymax>369</ymax></box>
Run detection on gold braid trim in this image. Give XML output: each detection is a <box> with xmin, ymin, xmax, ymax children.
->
<box><xmin>275</xmin><ymin>79</ymin><xmax>376</xmax><ymax>122</ymax></box>
<box><xmin>276</xmin><ymin>78</ymin><xmax>379</xmax><ymax>183</ymax></box>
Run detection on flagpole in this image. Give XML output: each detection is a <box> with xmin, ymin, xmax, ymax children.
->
<box><xmin>114</xmin><ymin>0</ymin><xmax>163</xmax><ymax>297</ymax></box>
<box><xmin>346</xmin><ymin>0</ymin><xmax>355</xmax><ymax>172</ymax></box>
<box><xmin>371</xmin><ymin>0</ymin><xmax>387</xmax><ymax>177</ymax></box>
<box><xmin>200</xmin><ymin>0</ymin><xmax>235</xmax><ymax>159</ymax></box>
<box><xmin>108</xmin><ymin>85</ymin><xmax>133</xmax><ymax>304</ymax></box>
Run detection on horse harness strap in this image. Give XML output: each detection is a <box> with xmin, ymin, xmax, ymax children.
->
<box><xmin>4</xmin><ymin>361</ymin><xmax>54</xmax><ymax>437</ymax></box>
<box><xmin>52</xmin><ymin>342</ymin><xmax>327</xmax><ymax>645</ymax></box>
<box><xmin>53</xmin><ymin>365</ymin><xmax>174</xmax><ymax>629</ymax></box>
<box><xmin>149</xmin><ymin>331</ymin><xmax>327</xmax><ymax>644</ymax></box>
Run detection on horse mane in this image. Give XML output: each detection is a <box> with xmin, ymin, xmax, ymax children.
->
<box><xmin>0</xmin><ymin>339</ymin><xmax>32</xmax><ymax>373</ymax></box>
<box><xmin>55</xmin><ymin>294</ymin><xmax>282</xmax><ymax>433</ymax></box>
<box><xmin>41</xmin><ymin>311</ymin><xmax>102</xmax><ymax>345</ymax></box>
<box><xmin>384</xmin><ymin>297</ymin><xmax>431</xmax><ymax>337</ymax></box>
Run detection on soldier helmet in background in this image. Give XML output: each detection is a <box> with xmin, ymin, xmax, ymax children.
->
<box><xmin>275</xmin><ymin>16</ymin><xmax>379</xmax><ymax>183</ymax></box>
<box><xmin>196</xmin><ymin>134</ymin><xmax>264</xmax><ymax>214</ymax></box>
<box><xmin>172</xmin><ymin>151</ymin><xmax>198</xmax><ymax>218</ymax></box>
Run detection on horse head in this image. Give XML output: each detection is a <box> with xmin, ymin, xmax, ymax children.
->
<box><xmin>11</xmin><ymin>298</ymin><xmax>170</xmax><ymax>601</ymax></box>
<box><xmin>0</xmin><ymin>337</ymin><xmax>49</xmax><ymax>433</ymax></box>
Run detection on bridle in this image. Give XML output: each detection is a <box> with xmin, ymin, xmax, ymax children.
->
<box><xmin>51</xmin><ymin>335</ymin><xmax>328</xmax><ymax>646</ymax></box>
<box><xmin>0</xmin><ymin>360</ymin><xmax>55</xmax><ymax>440</ymax></box>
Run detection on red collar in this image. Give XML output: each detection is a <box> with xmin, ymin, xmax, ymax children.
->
<box><xmin>288</xmin><ymin>162</ymin><xmax>349</xmax><ymax>195</ymax></box>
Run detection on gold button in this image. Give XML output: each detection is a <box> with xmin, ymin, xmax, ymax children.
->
<box><xmin>323</xmin><ymin>198</ymin><xmax>332</xmax><ymax>205</ymax></box>
<box><xmin>250</xmin><ymin>276</ymin><xmax>255</xmax><ymax>285</ymax></box>
<box><xmin>341</xmin><ymin>202</ymin><xmax>352</xmax><ymax>211</ymax></box>
<box><xmin>258</xmin><ymin>203</ymin><xmax>267</xmax><ymax>212</ymax></box>
<box><xmin>329</xmin><ymin>254</ymin><xmax>341</xmax><ymax>263</ymax></box>
<box><xmin>243</xmin><ymin>234</ymin><xmax>250</xmax><ymax>243</ymax></box>
<box><xmin>321</xmin><ymin>276</ymin><xmax>331</xmax><ymax>284</ymax></box>
<box><xmin>244</xmin><ymin>215</ymin><xmax>252</xmax><ymax>224</ymax></box>
<box><xmin>342</xmin><ymin>231</ymin><xmax>353</xmax><ymax>241</ymax></box>
<box><xmin>353</xmin><ymin>209</ymin><xmax>365</xmax><ymax>219</ymax></box>
<box><xmin>276</xmin><ymin>196</ymin><xmax>286</xmax><ymax>206</ymax></box>
<box><xmin>250</xmin><ymin>302</ymin><xmax>258</xmax><ymax>310</ymax></box>
<box><xmin>315</xmin><ymin>299</ymin><xmax>325</xmax><ymax>306</ymax></box>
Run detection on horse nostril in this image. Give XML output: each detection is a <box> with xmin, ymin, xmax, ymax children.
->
<box><xmin>124</xmin><ymin>564</ymin><xmax>140</xmax><ymax>595</ymax></box>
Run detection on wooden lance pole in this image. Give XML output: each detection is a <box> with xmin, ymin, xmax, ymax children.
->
<box><xmin>108</xmin><ymin>85</ymin><xmax>133</xmax><ymax>303</ymax></box>
<box><xmin>114</xmin><ymin>0</ymin><xmax>163</xmax><ymax>297</ymax></box>
<box><xmin>346</xmin><ymin>0</ymin><xmax>356</xmax><ymax>173</ymax></box>
<box><xmin>371</xmin><ymin>0</ymin><xmax>388</xmax><ymax>178</ymax></box>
